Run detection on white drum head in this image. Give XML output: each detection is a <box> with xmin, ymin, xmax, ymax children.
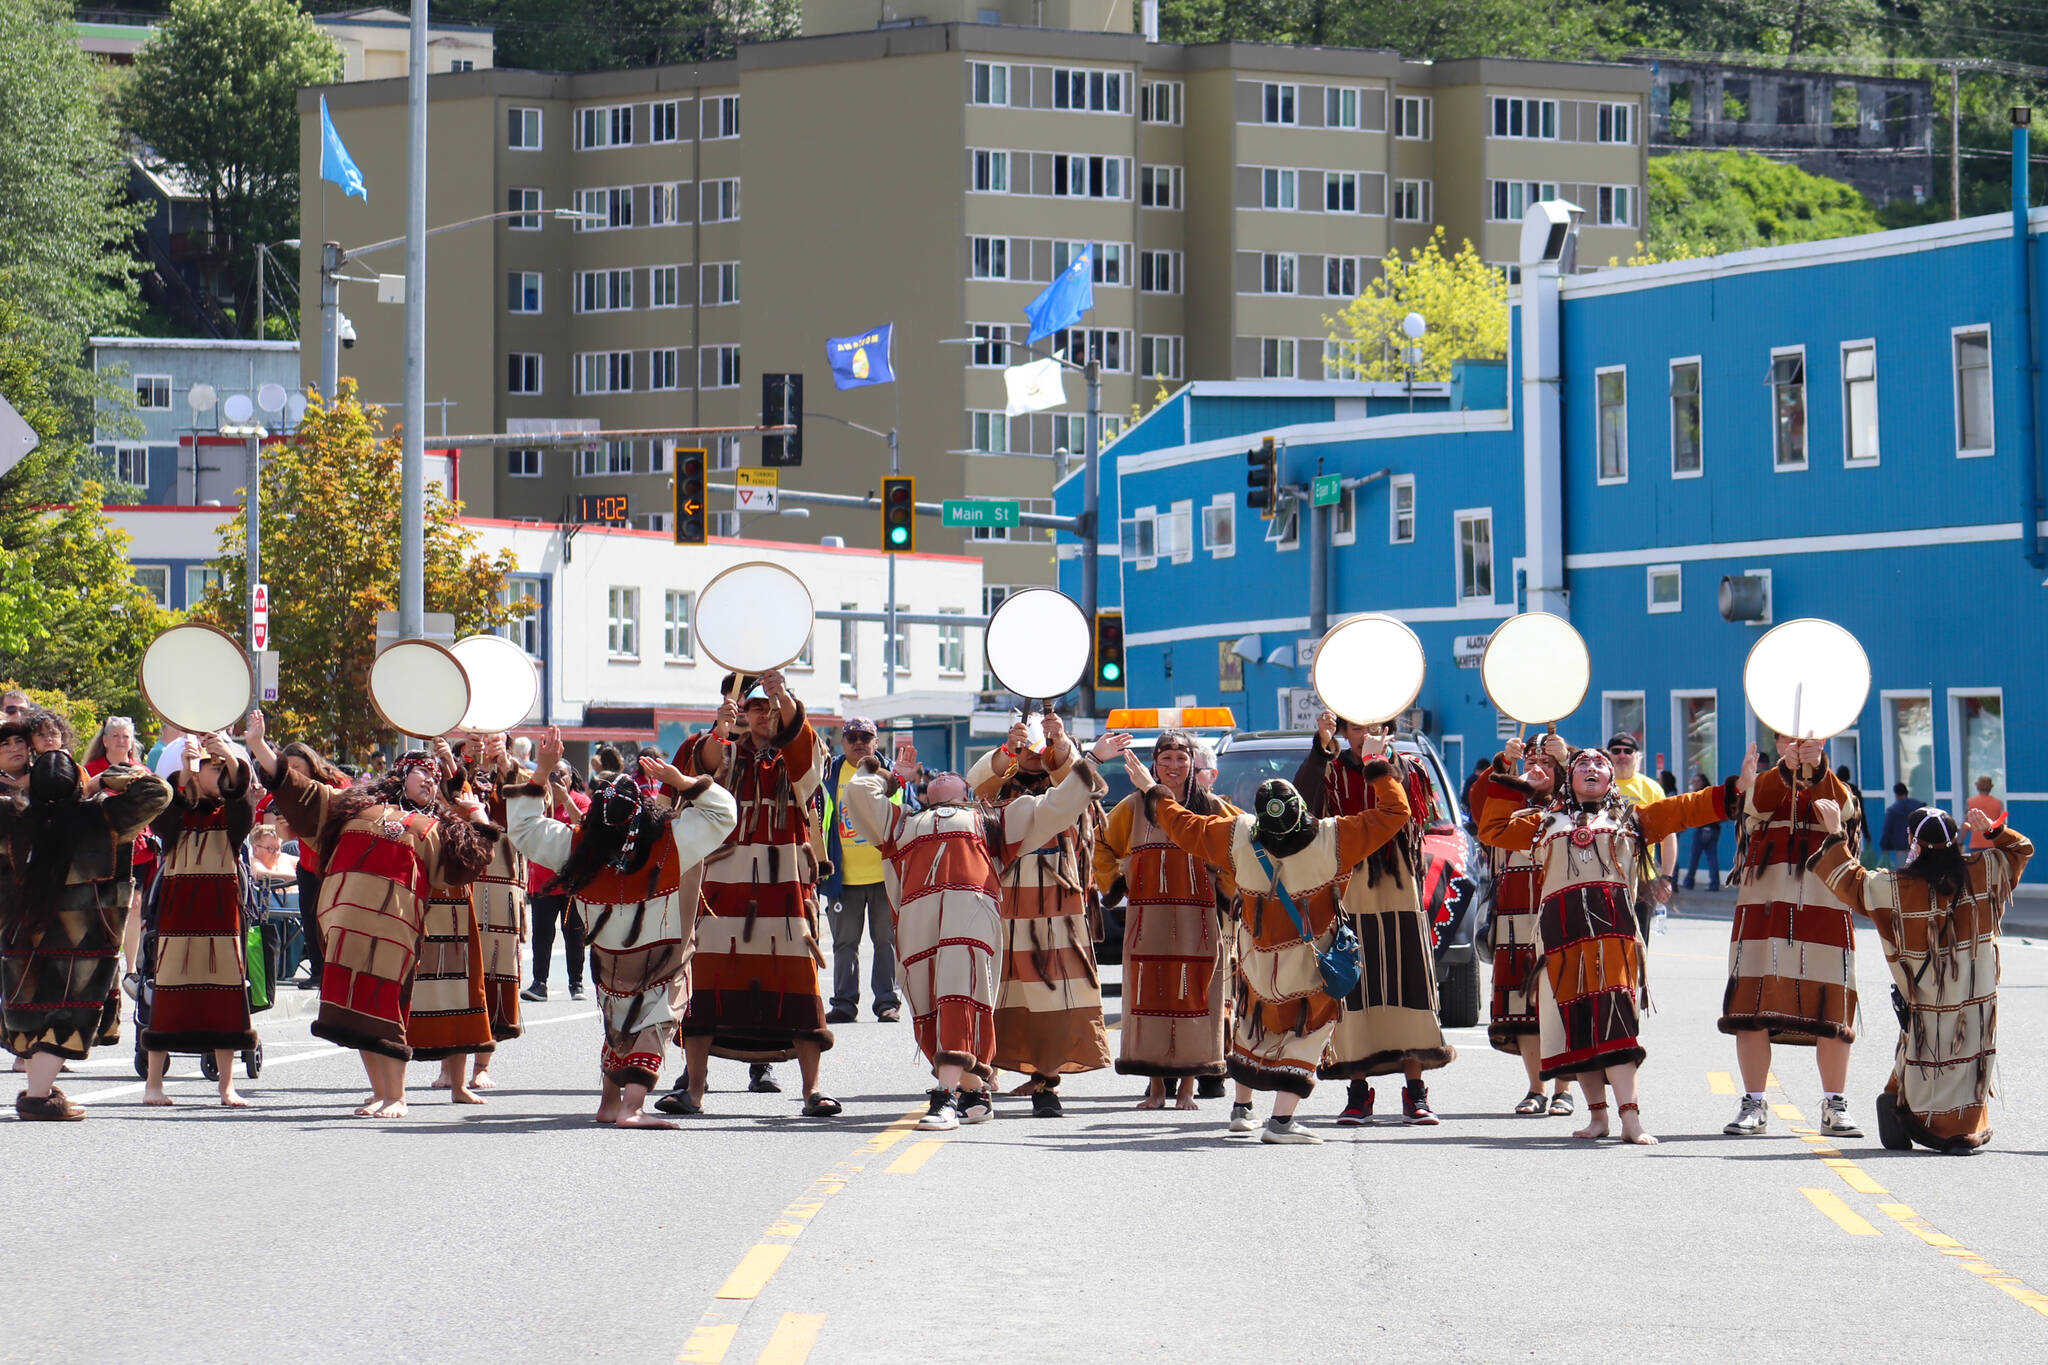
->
<box><xmin>1481</xmin><ymin>612</ymin><xmax>1591</xmax><ymax>726</ymax></box>
<box><xmin>1743</xmin><ymin>618</ymin><xmax>1870</xmax><ymax>740</ymax></box>
<box><xmin>451</xmin><ymin>634</ymin><xmax>539</xmax><ymax>733</ymax></box>
<box><xmin>1311</xmin><ymin>614</ymin><xmax>1426</xmax><ymax>726</ymax></box>
<box><xmin>695</xmin><ymin>562</ymin><xmax>816</xmax><ymax>675</ymax></box>
<box><xmin>139</xmin><ymin>623</ymin><xmax>254</xmax><ymax>734</ymax></box>
<box><xmin>985</xmin><ymin>588</ymin><xmax>1090</xmax><ymax>700</ymax></box>
<box><xmin>370</xmin><ymin>640</ymin><xmax>471</xmax><ymax>739</ymax></box>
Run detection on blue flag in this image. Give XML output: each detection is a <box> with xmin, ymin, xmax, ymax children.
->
<box><xmin>826</xmin><ymin>323</ymin><xmax>895</xmax><ymax>390</ymax></box>
<box><xmin>1024</xmin><ymin>246</ymin><xmax>1094</xmax><ymax>344</ymax></box>
<box><xmin>320</xmin><ymin>95</ymin><xmax>367</xmax><ymax>201</ymax></box>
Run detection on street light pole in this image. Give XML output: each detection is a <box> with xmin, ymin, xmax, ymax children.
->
<box><xmin>1079</xmin><ymin>357</ymin><xmax>1100</xmax><ymax>720</ymax></box>
<box><xmin>320</xmin><ymin>241</ymin><xmax>341</xmax><ymax>399</ymax></box>
<box><xmin>399</xmin><ymin>0</ymin><xmax>429</xmax><ymax>649</ymax></box>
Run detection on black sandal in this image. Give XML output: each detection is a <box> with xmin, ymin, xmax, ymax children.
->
<box><xmin>1549</xmin><ymin>1091</ymin><xmax>1576</xmax><ymax>1117</ymax></box>
<box><xmin>653</xmin><ymin>1090</ymin><xmax>701</xmax><ymax>1116</ymax></box>
<box><xmin>801</xmin><ymin>1093</ymin><xmax>843</xmax><ymax>1118</ymax></box>
<box><xmin>1514</xmin><ymin>1091</ymin><xmax>1547</xmax><ymax>1115</ymax></box>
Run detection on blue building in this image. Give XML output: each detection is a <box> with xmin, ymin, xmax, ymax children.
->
<box><xmin>1060</xmin><ymin>201</ymin><xmax>2048</xmax><ymax>877</ymax></box>
<box><xmin>91</xmin><ymin>338</ymin><xmax>304</xmax><ymax>505</ymax></box>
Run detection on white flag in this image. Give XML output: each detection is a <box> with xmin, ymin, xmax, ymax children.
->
<box><xmin>1004</xmin><ymin>356</ymin><xmax>1067</xmax><ymax>416</ymax></box>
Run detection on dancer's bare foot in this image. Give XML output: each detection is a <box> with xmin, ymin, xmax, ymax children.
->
<box><xmin>219</xmin><ymin>1088</ymin><xmax>250</xmax><ymax>1108</ymax></box>
<box><xmin>449</xmin><ymin>1086</ymin><xmax>486</xmax><ymax>1105</ymax></box>
<box><xmin>428</xmin><ymin>1076</ymin><xmax>451</xmax><ymax>1090</ymax></box>
<box><xmin>594</xmin><ymin>1102</ymin><xmax>623</xmax><ymax>1124</ymax></box>
<box><xmin>1618</xmin><ymin>1103</ymin><xmax>1658</xmax><ymax>1145</ymax></box>
<box><xmin>353</xmin><ymin>1098</ymin><xmax>388</xmax><ymax>1117</ymax></box>
<box><xmin>379</xmin><ymin>1099</ymin><xmax>409</xmax><ymax>1119</ymax></box>
<box><xmin>1007</xmin><ymin>1076</ymin><xmax>1038</xmax><ymax>1095</ymax></box>
<box><xmin>1573</xmin><ymin>1102</ymin><xmax>1610</xmax><ymax>1141</ymax></box>
<box><xmin>1176</xmin><ymin>1093</ymin><xmax>1201</xmax><ymax>1111</ymax></box>
<box><xmin>1135</xmin><ymin>1094</ymin><xmax>1165</xmax><ymax>1110</ymax></box>
<box><xmin>615</xmin><ymin>1110</ymin><xmax>678</xmax><ymax>1129</ymax></box>
<box><xmin>143</xmin><ymin>1091</ymin><xmax>173</xmax><ymax>1107</ymax></box>
<box><xmin>470</xmin><ymin>1070</ymin><xmax>497</xmax><ymax>1090</ymax></box>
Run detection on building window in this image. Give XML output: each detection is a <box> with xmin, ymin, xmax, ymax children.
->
<box><xmin>576</xmin><ymin>351</ymin><xmax>634</xmax><ymax>395</ymax></box>
<box><xmin>706</xmin><ymin>95</ymin><xmax>739</xmax><ymax>139</ymax></box>
<box><xmin>706</xmin><ymin>345</ymin><xmax>741</xmax><ymax>390</ymax></box>
<box><xmin>1324</xmin><ymin>172</ymin><xmax>1359</xmax><ymax>214</ymax></box>
<box><xmin>1049</xmin><ymin>327</ymin><xmax>1126</xmax><ymax>372</ymax></box>
<box><xmin>649</xmin><ymin>348</ymin><xmax>680</xmax><ymax>391</ymax></box>
<box><xmin>1488</xmin><ymin>180</ymin><xmax>1559</xmax><ymax>221</ymax></box>
<box><xmin>969</xmin><ymin>323</ymin><xmax>1013</xmax><ymax>368</ymax></box>
<box><xmin>1261</xmin><ymin>337</ymin><xmax>1296</xmax><ymax>379</ymax></box>
<box><xmin>1093</xmin><ymin>243</ymin><xmax>1125</xmax><ymax>285</ymax></box>
<box><xmin>1842</xmin><ymin>341</ymin><xmax>1879</xmax><ymax>465</ymax></box>
<box><xmin>133</xmin><ymin>565</ymin><xmax>169</xmax><ymax>606</ymax></box>
<box><xmin>971</xmin><ymin>411</ymin><xmax>1010</xmax><ymax>454</ymax></box>
<box><xmin>507</xmin><ymin>353</ymin><xmax>542</xmax><ymax>394</ymax></box>
<box><xmin>651</xmin><ymin>99</ymin><xmax>680</xmax><ymax>142</ymax></box>
<box><xmin>450</xmin><ymin>59</ymin><xmax>475</xmax><ymax>72</ymax></box>
<box><xmin>135</xmin><ymin>374</ymin><xmax>171</xmax><ymax>410</ymax></box>
<box><xmin>1392</xmin><ymin>179</ymin><xmax>1431</xmax><ymax>222</ymax></box>
<box><xmin>1268</xmin><ymin>496</ymin><xmax>1301</xmax><ymax>550</ymax></box>
<box><xmin>1324</xmin><ymin>86</ymin><xmax>1360</xmax><ymax>129</ymax></box>
<box><xmin>576</xmin><ymin>104</ymin><xmax>634</xmax><ymax>150</ymax></box>
<box><xmin>882</xmin><ymin>607</ymin><xmax>907</xmax><ymax>674</ymax></box>
<box><xmin>508</xmin><ymin>187</ymin><xmax>541</xmax><ymax>230</ymax></box>
<box><xmin>1332</xmin><ymin>485</ymin><xmax>1357</xmax><ymax>545</ymax></box>
<box><xmin>937</xmin><ymin>609</ymin><xmax>966</xmax><ymax>675</ymax></box>
<box><xmin>1261</xmin><ymin>167</ymin><xmax>1297</xmax><ymax>210</ymax></box>
<box><xmin>1647</xmin><ymin>564</ymin><xmax>1681</xmax><ymax>614</ymax></box>
<box><xmin>1051</xmin><ymin>68</ymin><xmax>1125</xmax><ymax>113</ymax></box>
<box><xmin>186</xmin><ymin>565</ymin><xmax>223</xmax><ymax>606</ymax></box>
<box><xmin>1670</xmin><ymin>358</ymin><xmax>1703</xmax><ymax>477</ymax></box>
<box><xmin>1157</xmin><ymin>499</ymin><xmax>1194</xmax><ymax>564</ymax></box>
<box><xmin>1674</xmin><ymin>691</ymin><xmax>1717</xmax><ymax>784</ymax></box>
<box><xmin>500</xmin><ymin>577</ymin><xmax>542</xmax><ymax>654</ymax></box>
<box><xmin>1140</xmin><ymin>249</ymin><xmax>1181</xmax><ymax>294</ymax></box>
<box><xmin>1952</xmin><ymin>691</ymin><xmax>2004</xmax><ymax>803</ymax></box>
<box><xmin>1455</xmin><ymin>509</ymin><xmax>1493</xmax><ymax>601</ymax></box>
<box><xmin>575</xmin><ymin>268</ymin><xmax>632</xmax><ymax>313</ymax></box>
<box><xmin>1602</xmin><ymin>694</ymin><xmax>1646</xmax><ymax>751</ymax></box>
<box><xmin>663</xmin><ymin>590</ymin><xmax>694</xmax><ymax>661</ymax></box>
<box><xmin>606</xmin><ymin>587</ymin><xmax>639</xmax><ymax>658</ymax></box>
<box><xmin>972</xmin><ymin>150</ymin><xmax>1009</xmax><ymax>194</ymax></box>
<box><xmin>701</xmin><ymin>178</ymin><xmax>741</xmax><ymax>223</ymax></box>
<box><xmin>1771</xmin><ymin>348</ymin><xmax>1807</xmax><ymax>470</ymax></box>
<box><xmin>576</xmin><ymin>439</ymin><xmax>635</xmax><ymax>476</ymax></box>
<box><xmin>1596</xmin><ymin>366</ymin><xmax>1627</xmax><ymax>483</ymax></box>
<box><xmin>114</xmin><ymin>444</ymin><xmax>150</xmax><ymax>486</ymax></box>
<box><xmin>1120</xmin><ymin>508</ymin><xmax>1158</xmax><ymax>569</ymax></box>
<box><xmin>1053</xmin><ymin>154</ymin><xmax>1127</xmax><ymax>200</ymax></box>
<box><xmin>1394</xmin><ymin>95</ymin><xmax>1432</xmax><ymax>139</ymax></box>
<box><xmin>507</xmin><ymin>271</ymin><xmax>542</xmax><ymax>314</ymax></box>
<box><xmin>575</xmin><ymin>186</ymin><xmax>634</xmax><ymax>230</ymax></box>
<box><xmin>1141</xmin><ymin>80</ymin><xmax>1183</xmax><ymax>125</ymax></box>
<box><xmin>1140</xmin><ymin>334</ymin><xmax>1182</xmax><ymax>380</ymax></box>
<box><xmin>1954</xmin><ymin>327</ymin><xmax>1993</xmax><ymax>455</ymax></box>
<box><xmin>650</xmin><ymin>265</ymin><xmax>681</xmax><ymax>308</ymax></box>
<box><xmin>1885</xmin><ymin>691</ymin><xmax>1935</xmax><ymax>803</ymax></box>
<box><xmin>508</xmin><ymin>448</ymin><xmax>541</xmax><ymax>478</ymax></box>
<box><xmin>1140</xmin><ymin>165</ymin><xmax>1182</xmax><ymax>210</ymax></box>
<box><xmin>1489</xmin><ymin>96</ymin><xmax>1557</xmax><ymax>139</ymax></box>
<box><xmin>701</xmin><ymin>262</ymin><xmax>740</xmax><ymax>306</ymax></box>
<box><xmin>971</xmin><ymin>61</ymin><xmax>1010</xmax><ymax>106</ymax></box>
<box><xmin>1597</xmin><ymin>102</ymin><xmax>1635</xmax><ymax>143</ymax></box>
<box><xmin>508</xmin><ymin>106</ymin><xmax>541</xmax><ymax>149</ymax></box>
<box><xmin>838</xmin><ymin>603</ymin><xmax>858</xmax><ymax>692</ymax></box>
<box><xmin>1262</xmin><ymin>82</ymin><xmax>1297</xmax><ymax>125</ymax></box>
<box><xmin>1596</xmin><ymin>185</ymin><xmax>1635</xmax><ymax>227</ymax></box>
<box><xmin>971</xmin><ymin>236</ymin><xmax>1009</xmax><ymax>280</ymax></box>
<box><xmin>651</xmin><ymin>182</ymin><xmax>686</xmax><ymax>225</ymax></box>
<box><xmin>1203</xmin><ymin>494</ymin><xmax>1234</xmax><ymax>558</ymax></box>
<box><xmin>1261</xmin><ymin>253</ymin><xmax>1297</xmax><ymax>295</ymax></box>
<box><xmin>1325</xmin><ymin>256</ymin><xmax>1362</xmax><ymax>299</ymax></box>
<box><xmin>1390</xmin><ymin>474</ymin><xmax>1415</xmax><ymax>543</ymax></box>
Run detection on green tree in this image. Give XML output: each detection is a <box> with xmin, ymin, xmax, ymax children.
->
<box><xmin>438</xmin><ymin>0</ymin><xmax>800</xmax><ymax>70</ymax></box>
<box><xmin>1325</xmin><ymin>229</ymin><xmax>1509</xmax><ymax>382</ymax></box>
<box><xmin>0</xmin><ymin>0</ymin><xmax>144</xmax><ymax>410</ymax></box>
<box><xmin>196</xmin><ymin>381</ymin><xmax>529</xmax><ymax>761</ymax></box>
<box><xmin>122</xmin><ymin>0</ymin><xmax>340</xmax><ymax>339</ymax></box>
<box><xmin>1157</xmin><ymin>0</ymin><xmax>1635</xmax><ymax>58</ymax></box>
<box><xmin>1648</xmin><ymin>149</ymin><xmax>1884</xmax><ymax>256</ymax></box>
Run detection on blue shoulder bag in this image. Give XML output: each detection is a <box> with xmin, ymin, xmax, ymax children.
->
<box><xmin>1250</xmin><ymin>842</ymin><xmax>1361</xmax><ymax>1003</ymax></box>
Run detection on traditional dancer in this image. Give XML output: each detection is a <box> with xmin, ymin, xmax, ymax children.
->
<box><xmin>674</xmin><ymin>670</ymin><xmax>838</xmax><ymax>1116</ymax></box>
<box><xmin>1123</xmin><ymin>743</ymin><xmax>1413</xmax><ymax>1144</ymax></box>
<box><xmin>1295</xmin><ymin>712</ymin><xmax>1454</xmax><ymax>1125</ymax></box>
<box><xmin>1480</xmin><ymin>743</ymin><xmax>1575</xmax><ymax>1116</ymax></box>
<box><xmin>247</xmin><ymin>712</ymin><xmax>501</xmax><ymax>1118</ymax></box>
<box><xmin>141</xmin><ymin>731</ymin><xmax>261</xmax><ymax>1108</ymax></box>
<box><xmin>3</xmin><ymin>745</ymin><xmax>170</xmax><ymax>1119</ymax></box>
<box><xmin>274</xmin><ymin>741</ymin><xmax>350</xmax><ymax>991</ymax></box>
<box><xmin>969</xmin><ymin>714</ymin><xmax>1112</xmax><ymax>1116</ymax></box>
<box><xmin>843</xmin><ymin>731</ymin><xmax>1128</xmax><ymax>1130</ymax></box>
<box><xmin>1478</xmin><ymin>734</ymin><xmax>1751</xmax><ymax>1144</ymax></box>
<box><xmin>1720</xmin><ymin>736</ymin><xmax>1862</xmax><ymax>1138</ymax></box>
<box><xmin>505</xmin><ymin>728</ymin><xmax>737</xmax><ymax>1129</ymax></box>
<box><xmin>465</xmin><ymin>734</ymin><xmax>528</xmax><ymax>1090</ymax></box>
<box><xmin>1810</xmin><ymin>798</ymin><xmax>2030</xmax><ymax>1153</ymax></box>
<box><xmin>1094</xmin><ymin>729</ymin><xmax>1235</xmax><ymax>1109</ymax></box>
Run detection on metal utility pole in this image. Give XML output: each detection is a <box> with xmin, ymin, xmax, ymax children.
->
<box><xmin>245</xmin><ymin>433</ymin><xmax>262</xmax><ymax>687</ymax></box>
<box><xmin>1952</xmin><ymin>63</ymin><xmax>1963</xmax><ymax>221</ymax></box>
<box><xmin>399</xmin><ymin>0</ymin><xmax>428</xmax><ymax>648</ymax></box>
<box><xmin>320</xmin><ymin>242</ymin><xmax>342</xmax><ymax>398</ymax></box>
<box><xmin>1079</xmin><ymin>357</ymin><xmax>1101</xmax><ymax>720</ymax></box>
<box><xmin>887</xmin><ymin>423</ymin><xmax>900</xmax><ymax>695</ymax></box>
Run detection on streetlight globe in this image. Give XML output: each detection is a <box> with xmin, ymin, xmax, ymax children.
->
<box><xmin>1402</xmin><ymin>312</ymin><xmax>1427</xmax><ymax>341</ymax></box>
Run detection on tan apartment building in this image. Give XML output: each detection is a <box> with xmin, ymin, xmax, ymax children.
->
<box><xmin>299</xmin><ymin>3</ymin><xmax>1647</xmax><ymax>601</ymax></box>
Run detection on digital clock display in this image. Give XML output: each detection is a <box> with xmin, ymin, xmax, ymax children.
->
<box><xmin>577</xmin><ymin>494</ymin><xmax>632</xmax><ymax>524</ymax></box>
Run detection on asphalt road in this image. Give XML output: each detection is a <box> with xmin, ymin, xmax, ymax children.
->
<box><xmin>8</xmin><ymin>918</ymin><xmax>2048</xmax><ymax>1365</ymax></box>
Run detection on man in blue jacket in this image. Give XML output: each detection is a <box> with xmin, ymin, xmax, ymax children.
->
<box><xmin>820</xmin><ymin>719</ymin><xmax>907</xmax><ymax>1023</ymax></box>
<box><xmin>1879</xmin><ymin>783</ymin><xmax>1926</xmax><ymax>869</ymax></box>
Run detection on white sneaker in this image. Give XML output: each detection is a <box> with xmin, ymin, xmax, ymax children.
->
<box><xmin>915</xmin><ymin>1087</ymin><xmax>959</xmax><ymax>1132</ymax></box>
<box><xmin>1260</xmin><ymin>1116</ymin><xmax>1324</xmax><ymax>1145</ymax></box>
<box><xmin>1227</xmin><ymin>1102</ymin><xmax>1256</xmax><ymax>1133</ymax></box>
<box><xmin>1819</xmin><ymin>1096</ymin><xmax>1863</xmax><ymax>1138</ymax></box>
<box><xmin>1722</xmin><ymin>1095</ymin><xmax>1770</xmax><ymax>1136</ymax></box>
<box><xmin>956</xmin><ymin>1089</ymin><xmax>993</xmax><ymax>1125</ymax></box>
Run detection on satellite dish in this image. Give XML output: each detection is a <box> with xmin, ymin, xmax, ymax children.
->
<box><xmin>139</xmin><ymin>623</ymin><xmax>254</xmax><ymax>734</ymax></box>
<box><xmin>369</xmin><ymin>639</ymin><xmax>472</xmax><ymax>739</ymax></box>
<box><xmin>257</xmin><ymin>383</ymin><xmax>288</xmax><ymax>413</ymax></box>
<box><xmin>694</xmin><ymin>562</ymin><xmax>816</xmax><ymax>675</ymax></box>
<box><xmin>1311</xmin><ymin>614</ymin><xmax>1426</xmax><ymax>726</ymax></box>
<box><xmin>222</xmin><ymin>393</ymin><xmax>255</xmax><ymax>424</ymax></box>
<box><xmin>984</xmin><ymin>588</ymin><xmax>1091</xmax><ymax>700</ymax></box>
<box><xmin>186</xmin><ymin>383</ymin><xmax>217</xmax><ymax>413</ymax></box>
<box><xmin>285</xmin><ymin>393</ymin><xmax>308</xmax><ymax>425</ymax></box>
<box><xmin>451</xmin><ymin>634</ymin><xmax>540</xmax><ymax>732</ymax></box>
<box><xmin>1743</xmin><ymin>618</ymin><xmax>1870</xmax><ymax>740</ymax></box>
<box><xmin>1480</xmin><ymin>612</ymin><xmax>1591</xmax><ymax>727</ymax></box>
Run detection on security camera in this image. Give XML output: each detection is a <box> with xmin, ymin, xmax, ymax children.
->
<box><xmin>338</xmin><ymin>312</ymin><xmax>358</xmax><ymax>349</ymax></box>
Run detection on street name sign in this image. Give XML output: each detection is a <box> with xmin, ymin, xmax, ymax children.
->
<box><xmin>1311</xmin><ymin>473</ymin><xmax>1342</xmax><ymax>508</ymax></box>
<box><xmin>942</xmin><ymin>499</ymin><xmax>1020</xmax><ymax>529</ymax></box>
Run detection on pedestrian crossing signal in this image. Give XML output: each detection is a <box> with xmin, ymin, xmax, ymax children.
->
<box><xmin>881</xmin><ymin>475</ymin><xmax>915</xmax><ymax>553</ymax></box>
<box><xmin>1094</xmin><ymin>610</ymin><xmax>1125</xmax><ymax>691</ymax></box>
<box><xmin>674</xmin><ymin>448</ymin><xmax>708</xmax><ymax>545</ymax></box>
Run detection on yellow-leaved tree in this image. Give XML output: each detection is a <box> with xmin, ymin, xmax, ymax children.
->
<box><xmin>1324</xmin><ymin>229</ymin><xmax>1508</xmax><ymax>383</ymax></box>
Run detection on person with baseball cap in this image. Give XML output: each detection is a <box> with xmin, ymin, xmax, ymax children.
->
<box><xmin>819</xmin><ymin>718</ymin><xmax>904</xmax><ymax>1024</ymax></box>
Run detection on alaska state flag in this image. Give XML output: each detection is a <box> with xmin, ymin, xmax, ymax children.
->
<box><xmin>1024</xmin><ymin>246</ymin><xmax>1093</xmax><ymax>343</ymax></box>
<box><xmin>826</xmin><ymin>323</ymin><xmax>895</xmax><ymax>389</ymax></box>
<box><xmin>320</xmin><ymin>95</ymin><xmax>367</xmax><ymax>201</ymax></box>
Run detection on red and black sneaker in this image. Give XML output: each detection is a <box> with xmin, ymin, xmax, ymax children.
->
<box><xmin>1402</xmin><ymin>1082</ymin><xmax>1440</xmax><ymax>1126</ymax></box>
<box><xmin>1335</xmin><ymin>1082</ymin><xmax>1374</xmax><ymax>1126</ymax></box>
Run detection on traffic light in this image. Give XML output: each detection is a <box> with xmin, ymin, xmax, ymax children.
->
<box><xmin>881</xmin><ymin>475</ymin><xmax>916</xmax><ymax>553</ymax></box>
<box><xmin>674</xmin><ymin>448</ymin><xmax>707</xmax><ymax>545</ymax></box>
<box><xmin>762</xmin><ymin>373</ymin><xmax>803</xmax><ymax>466</ymax></box>
<box><xmin>1246</xmin><ymin>435</ymin><xmax>1278</xmax><ymax>518</ymax></box>
<box><xmin>1093</xmin><ymin>610</ymin><xmax>1125</xmax><ymax>691</ymax></box>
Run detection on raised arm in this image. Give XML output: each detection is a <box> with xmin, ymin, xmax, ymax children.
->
<box><xmin>1475</xmin><ymin>771</ymin><xmax>1544</xmax><ymax>852</ymax></box>
<box><xmin>1293</xmin><ymin>714</ymin><xmax>1339</xmax><ymax>813</ymax></box>
<box><xmin>843</xmin><ymin>759</ymin><xmax>908</xmax><ymax>851</ymax></box>
<box><xmin>98</xmin><ymin>768</ymin><xmax>172</xmax><ymax>840</ymax></box>
<box><xmin>1807</xmin><ymin>798</ymin><xmax>1878</xmax><ymax>919</ymax></box>
<box><xmin>1093</xmin><ymin>794</ymin><xmax>1138</xmax><ymax>893</ymax></box>
<box><xmin>1640</xmin><ymin>778</ymin><xmax>1743</xmax><ymax>844</ymax></box>
<box><xmin>1333</xmin><ymin>762</ymin><xmax>1411</xmax><ymax>870</ymax></box>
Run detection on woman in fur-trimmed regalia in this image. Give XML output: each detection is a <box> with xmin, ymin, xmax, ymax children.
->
<box><xmin>1810</xmin><ymin>797</ymin><xmax>2030</xmax><ymax>1153</ymax></box>
<box><xmin>464</xmin><ymin>734</ymin><xmax>529</xmax><ymax>1091</ymax></box>
<box><xmin>1093</xmin><ymin>729</ymin><xmax>1236</xmax><ymax>1109</ymax></box>
<box><xmin>1477</xmin><ymin>733</ymin><xmax>1751</xmax><ymax>1145</ymax></box>
<box><xmin>247</xmin><ymin>712</ymin><xmax>501</xmax><ymax>1119</ymax></box>
<box><xmin>1479</xmin><ymin>743</ymin><xmax>1575</xmax><ymax>1117</ymax></box>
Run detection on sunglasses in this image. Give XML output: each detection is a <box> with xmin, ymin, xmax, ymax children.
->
<box><xmin>1</xmin><ymin>705</ymin><xmax>26</xmax><ymax>716</ymax></box>
<box><xmin>1607</xmin><ymin>746</ymin><xmax>1637</xmax><ymax>756</ymax></box>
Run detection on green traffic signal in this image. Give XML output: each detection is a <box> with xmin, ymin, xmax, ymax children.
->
<box><xmin>889</xmin><ymin>526</ymin><xmax>908</xmax><ymax>545</ymax></box>
<box><xmin>1101</xmin><ymin>662</ymin><xmax>1122</xmax><ymax>682</ymax></box>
